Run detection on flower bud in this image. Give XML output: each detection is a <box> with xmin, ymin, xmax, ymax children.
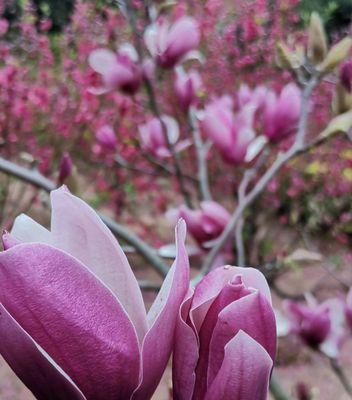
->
<box><xmin>95</xmin><ymin>125</ymin><xmax>117</xmax><ymax>150</ymax></box>
<box><xmin>340</xmin><ymin>59</ymin><xmax>352</xmax><ymax>92</ymax></box>
<box><xmin>58</xmin><ymin>152</ymin><xmax>73</xmax><ymax>185</ymax></box>
<box><xmin>307</xmin><ymin>12</ymin><xmax>327</xmax><ymax>64</ymax></box>
<box><xmin>174</xmin><ymin>68</ymin><xmax>202</xmax><ymax>111</ymax></box>
<box><xmin>318</xmin><ymin>37</ymin><xmax>352</xmax><ymax>74</ymax></box>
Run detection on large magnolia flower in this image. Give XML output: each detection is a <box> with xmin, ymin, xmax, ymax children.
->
<box><xmin>0</xmin><ymin>187</ymin><xmax>189</xmax><ymax>400</ymax></box>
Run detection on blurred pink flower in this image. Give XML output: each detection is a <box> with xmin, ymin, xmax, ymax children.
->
<box><xmin>284</xmin><ymin>296</ymin><xmax>345</xmax><ymax>358</ymax></box>
<box><xmin>0</xmin><ymin>18</ymin><xmax>9</xmax><ymax>36</ymax></box>
<box><xmin>95</xmin><ymin>125</ymin><xmax>117</xmax><ymax>150</ymax></box>
<box><xmin>0</xmin><ymin>187</ymin><xmax>190</xmax><ymax>400</ymax></box>
<box><xmin>139</xmin><ymin>116</ymin><xmax>191</xmax><ymax>159</ymax></box>
<box><xmin>167</xmin><ymin>201</ymin><xmax>231</xmax><ymax>247</ymax></box>
<box><xmin>174</xmin><ymin>68</ymin><xmax>202</xmax><ymax>111</ymax></box>
<box><xmin>144</xmin><ymin>17</ymin><xmax>200</xmax><ymax>68</ymax></box>
<box><xmin>201</xmin><ymin>96</ymin><xmax>256</xmax><ymax>164</ymax></box>
<box><xmin>263</xmin><ymin>83</ymin><xmax>301</xmax><ymax>142</ymax></box>
<box><xmin>173</xmin><ymin>266</ymin><xmax>276</xmax><ymax>399</ymax></box>
<box><xmin>89</xmin><ymin>44</ymin><xmax>142</xmax><ymax>95</ymax></box>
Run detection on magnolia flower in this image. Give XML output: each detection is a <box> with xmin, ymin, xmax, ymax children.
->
<box><xmin>342</xmin><ymin>288</ymin><xmax>352</xmax><ymax>331</ymax></box>
<box><xmin>0</xmin><ymin>187</ymin><xmax>189</xmax><ymax>400</ymax></box>
<box><xmin>166</xmin><ymin>201</ymin><xmax>231</xmax><ymax>248</ymax></box>
<box><xmin>144</xmin><ymin>16</ymin><xmax>200</xmax><ymax>68</ymax></box>
<box><xmin>89</xmin><ymin>44</ymin><xmax>142</xmax><ymax>95</ymax></box>
<box><xmin>175</xmin><ymin>68</ymin><xmax>202</xmax><ymax>111</ymax></box>
<box><xmin>340</xmin><ymin>59</ymin><xmax>352</xmax><ymax>92</ymax></box>
<box><xmin>58</xmin><ymin>152</ymin><xmax>73</xmax><ymax>185</ymax></box>
<box><xmin>173</xmin><ymin>266</ymin><xmax>277</xmax><ymax>400</ymax></box>
<box><xmin>95</xmin><ymin>124</ymin><xmax>117</xmax><ymax>150</ymax></box>
<box><xmin>284</xmin><ymin>296</ymin><xmax>345</xmax><ymax>358</ymax></box>
<box><xmin>201</xmin><ymin>96</ymin><xmax>256</xmax><ymax>164</ymax></box>
<box><xmin>139</xmin><ymin>115</ymin><xmax>191</xmax><ymax>159</ymax></box>
<box><xmin>263</xmin><ymin>83</ymin><xmax>301</xmax><ymax>142</ymax></box>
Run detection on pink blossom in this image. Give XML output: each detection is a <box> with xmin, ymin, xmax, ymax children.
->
<box><xmin>263</xmin><ymin>83</ymin><xmax>301</xmax><ymax>142</ymax></box>
<box><xmin>174</xmin><ymin>68</ymin><xmax>202</xmax><ymax>111</ymax></box>
<box><xmin>95</xmin><ymin>125</ymin><xmax>117</xmax><ymax>150</ymax></box>
<box><xmin>0</xmin><ymin>187</ymin><xmax>190</xmax><ymax>400</ymax></box>
<box><xmin>144</xmin><ymin>17</ymin><xmax>200</xmax><ymax>68</ymax></box>
<box><xmin>284</xmin><ymin>296</ymin><xmax>345</xmax><ymax>358</ymax></box>
<box><xmin>173</xmin><ymin>266</ymin><xmax>276</xmax><ymax>399</ymax></box>
<box><xmin>201</xmin><ymin>96</ymin><xmax>256</xmax><ymax>164</ymax></box>
<box><xmin>89</xmin><ymin>44</ymin><xmax>142</xmax><ymax>95</ymax></box>
<box><xmin>167</xmin><ymin>201</ymin><xmax>231</xmax><ymax>247</ymax></box>
<box><xmin>139</xmin><ymin>116</ymin><xmax>191</xmax><ymax>159</ymax></box>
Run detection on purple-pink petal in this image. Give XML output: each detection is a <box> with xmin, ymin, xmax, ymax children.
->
<box><xmin>204</xmin><ymin>330</ymin><xmax>273</xmax><ymax>400</ymax></box>
<box><xmin>0</xmin><ymin>304</ymin><xmax>86</xmax><ymax>400</ymax></box>
<box><xmin>0</xmin><ymin>243</ymin><xmax>140</xmax><ymax>400</ymax></box>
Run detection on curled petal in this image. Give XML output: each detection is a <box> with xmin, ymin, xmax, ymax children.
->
<box><xmin>132</xmin><ymin>220</ymin><xmax>190</xmax><ymax>400</ymax></box>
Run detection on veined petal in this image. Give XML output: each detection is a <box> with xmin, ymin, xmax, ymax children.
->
<box><xmin>204</xmin><ymin>331</ymin><xmax>272</xmax><ymax>400</ymax></box>
<box><xmin>11</xmin><ymin>213</ymin><xmax>52</xmax><ymax>244</ymax></box>
<box><xmin>50</xmin><ymin>187</ymin><xmax>147</xmax><ymax>343</ymax></box>
<box><xmin>0</xmin><ymin>304</ymin><xmax>86</xmax><ymax>400</ymax></box>
<box><xmin>132</xmin><ymin>220</ymin><xmax>190</xmax><ymax>400</ymax></box>
<box><xmin>0</xmin><ymin>243</ymin><xmax>140</xmax><ymax>400</ymax></box>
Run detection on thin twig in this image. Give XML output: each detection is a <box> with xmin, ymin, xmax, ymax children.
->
<box><xmin>198</xmin><ymin>75</ymin><xmax>319</xmax><ymax>277</ymax></box>
<box><xmin>329</xmin><ymin>357</ymin><xmax>352</xmax><ymax>398</ymax></box>
<box><xmin>188</xmin><ymin>106</ymin><xmax>212</xmax><ymax>200</ymax></box>
<box><xmin>0</xmin><ymin>156</ymin><xmax>169</xmax><ymax>277</ymax></box>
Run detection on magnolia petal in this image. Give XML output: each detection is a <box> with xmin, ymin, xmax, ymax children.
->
<box><xmin>50</xmin><ymin>187</ymin><xmax>147</xmax><ymax>343</ymax></box>
<box><xmin>190</xmin><ymin>266</ymin><xmax>272</xmax><ymax>334</ymax></box>
<box><xmin>172</xmin><ymin>290</ymin><xmax>198</xmax><ymax>400</ymax></box>
<box><xmin>0</xmin><ymin>304</ymin><xmax>86</xmax><ymax>400</ymax></box>
<box><xmin>207</xmin><ymin>291</ymin><xmax>276</xmax><ymax>386</ymax></box>
<box><xmin>132</xmin><ymin>220</ymin><xmax>190</xmax><ymax>400</ymax></box>
<box><xmin>0</xmin><ymin>243</ymin><xmax>140</xmax><ymax>400</ymax></box>
<box><xmin>11</xmin><ymin>213</ymin><xmax>52</xmax><ymax>244</ymax></box>
<box><xmin>2</xmin><ymin>232</ymin><xmax>21</xmax><ymax>250</ymax></box>
<box><xmin>204</xmin><ymin>331</ymin><xmax>272</xmax><ymax>400</ymax></box>
<box><xmin>88</xmin><ymin>48</ymin><xmax>117</xmax><ymax>75</ymax></box>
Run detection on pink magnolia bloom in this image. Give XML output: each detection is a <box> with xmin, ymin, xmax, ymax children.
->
<box><xmin>0</xmin><ymin>187</ymin><xmax>189</xmax><ymax>400</ymax></box>
<box><xmin>144</xmin><ymin>17</ymin><xmax>200</xmax><ymax>68</ymax></box>
<box><xmin>174</xmin><ymin>68</ymin><xmax>202</xmax><ymax>111</ymax></box>
<box><xmin>95</xmin><ymin>124</ymin><xmax>117</xmax><ymax>150</ymax></box>
<box><xmin>284</xmin><ymin>297</ymin><xmax>345</xmax><ymax>358</ymax></box>
<box><xmin>139</xmin><ymin>115</ymin><xmax>191</xmax><ymax>159</ymax></box>
<box><xmin>237</xmin><ymin>84</ymin><xmax>268</xmax><ymax>110</ymax></box>
<box><xmin>58</xmin><ymin>151</ymin><xmax>73</xmax><ymax>185</ymax></box>
<box><xmin>89</xmin><ymin>44</ymin><xmax>142</xmax><ymax>95</ymax></box>
<box><xmin>201</xmin><ymin>96</ymin><xmax>256</xmax><ymax>164</ymax></box>
<box><xmin>263</xmin><ymin>83</ymin><xmax>301</xmax><ymax>142</ymax></box>
<box><xmin>167</xmin><ymin>201</ymin><xmax>231</xmax><ymax>248</ymax></box>
<box><xmin>173</xmin><ymin>266</ymin><xmax>276</xmax><ymax>400</ymax></box>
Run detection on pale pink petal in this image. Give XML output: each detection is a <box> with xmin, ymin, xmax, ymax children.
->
<box><xmin>50</xmin><ymin>187</ymin><xmax>147</xmax><ymax>342</ymax></box>
<box><xmin>11</xmin><ymin>213</ymin><xmax>52</xmax><ymax>244</ymax></box>
<box><xmin>88</xmin><ymin>48</ymin><xmax>117</xmax><ymax>75</ymax></box>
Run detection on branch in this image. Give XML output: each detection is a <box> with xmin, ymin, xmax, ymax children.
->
<box><xmin>0</xmin><ymin>156</ymin><xmax>169</xmax><ymax>277</ymax></box>
<box><xmin>329</xmin><ymin>358</ymin><xmax>352</xmax><ymax>398</ymax></box>
<box><xmin>199</xmin><ymin>75</ymin><xmax>319</xmax><ymax>276</ymax></box>
<box><xmin>188</xmin><ymin>106</ymin><xmax>212</xmax><ymax>200</ymax></box>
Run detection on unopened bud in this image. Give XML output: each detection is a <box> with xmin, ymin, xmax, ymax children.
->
<box><xmin>319</xmin><ymin>37</ymin><xmax>352</xmax><ymax>74</ymax></box>
<box><xmin>58</xmin><ymin>152</ymin><xmax>73</xmax><ymax>185</ymax></box>
<box><xmin>307</xmin><ymin>12</ymin><xmax>327</xmax><ymax>64</ymax></box>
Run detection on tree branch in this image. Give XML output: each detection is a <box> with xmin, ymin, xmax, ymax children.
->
<box><xmin>0</xmin><ymin>156</ymin><xmax>169</xmax><ymax>277</ymax></box>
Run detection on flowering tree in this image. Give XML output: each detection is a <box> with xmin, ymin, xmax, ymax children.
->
<box><xmin>0</xmin><ymin>0</ymin><xmax>352</xmax><ymax>399</ymax></box>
